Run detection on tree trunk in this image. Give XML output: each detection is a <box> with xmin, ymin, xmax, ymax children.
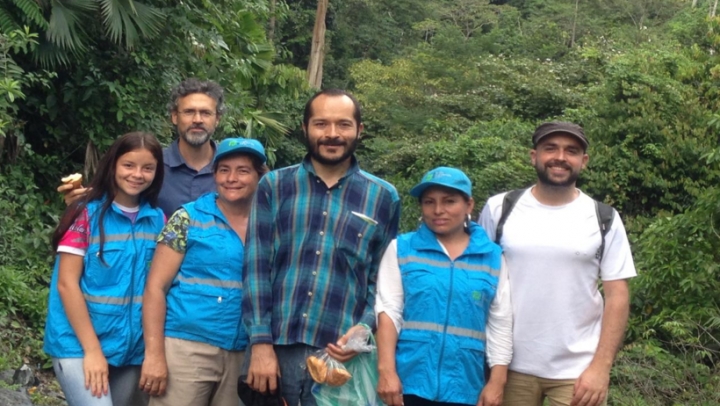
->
<box><xmin>307</xmin><ymin>0</ymin><xmax>329</xmax><ymax>89</ymax></box>
<box><xmin>570</xmin><ymin>0</ymin><xmax>580</xmax><ymax>47</ymax></box>
<box><xmin>692</xmin><ymin>0</ymin><xmax>698</xmax><ymax>8</ymax></box>
<box><xmin>713</xmin><ymin>0</ymin><xmax>719</xmax><ymax>17</ymax></box>
<box><xmin>268</xmin><ymin>0</ymin><xmax>276</xmax><ymax>42</ymax></box>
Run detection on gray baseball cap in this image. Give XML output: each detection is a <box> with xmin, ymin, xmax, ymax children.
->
<box><xmin>532</xmin><ymin>122</ymin><xmax>588</xmax><ymax>150</ymax></box>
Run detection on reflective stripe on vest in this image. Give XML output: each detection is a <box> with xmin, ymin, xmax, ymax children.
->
<box><xmin>83</xmin><ymin>294</ymin><xmax>143</xmax><ymax>305</ymax></box>
<box><xmin>399</xmin><ymin>255</ymin><xmax>500</xmax><ymax>277</ymax></box>
<box><xmin>190</xmin><ymin>219</ymin><xmax>231</xmax><ymax>231</ymax></box>
<box><xmin>403</xmin><ymin>321</ymin><xmax>487</xmax><ymax>341</ymax></box>
<box><xmin>176</xmin><ymin>274</ymin><xmax>243</xmax><ymax>289</ymax></box>
<box><xmin>89</xmin><ymin>231</ymin><xmax>157</xmax><ymax>245</ymax></box>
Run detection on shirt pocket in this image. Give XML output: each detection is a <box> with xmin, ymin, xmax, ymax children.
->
<box><xmin>335</xmin><ymin>212</ymin><xmax>376</xmax><ymax>268</ymax></box>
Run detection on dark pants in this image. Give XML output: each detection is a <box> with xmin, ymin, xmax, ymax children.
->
<box><xmin>403</xmin><ymin>394</ymin><xmax>471</xmax><ymax>406</ymax></box>
<box><xmin>243</xmin><ymin>343</ymin><xmax>320</xmax><ymax>406</ymax></box>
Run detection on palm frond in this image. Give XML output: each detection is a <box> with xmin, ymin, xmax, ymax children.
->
<box><xmin>11</xmin><ymin>0</ymin><xmax>48</xmax><ymax>29</ymax></box>
<box><xmin>244</xmin><ymin>110</ymin><xmax>289</xmax><ymax>138</ymax></box>
<box><xmin>33</xmin><ymin>39</ymin><xmax>73</xmax><ymax>67</ymax></box>
<box><xmin>45</xmin><ymin>0</ymin><xmax>94</xmax><ymax>52</ymax></box>
<box><xmin>129</xmin><ymin>2</ymin><xmax>164</xmax><ymax>37</ymax></box>
<box><xmin>98</xmin><ymin>0</ymin><xmax>164</xmax><ymax>48</ymax></box>
<box><xmin>0</xmin><ymin>7</ymin><xmax>21</xmax><ymax>33</ymax></box>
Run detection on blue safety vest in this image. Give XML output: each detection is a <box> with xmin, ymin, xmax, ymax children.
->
<box><xmin>164</xmin><ymin>192</ymin><xmax>248</xmax><ymax>351</ymax></box>
<box><xmin>44</xmin><ymin>199</ymin><xmax>164</xmax><ymax>366</ymax></box>
<box><xmin>395</xmin><ymin>222</ymin><xmax>501</xmax><ymax>405</ymax></box>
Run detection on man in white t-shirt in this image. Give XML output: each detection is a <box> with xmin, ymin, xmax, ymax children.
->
<box><xmin>479</xmin><ymin>122</ymin><xmax>636</xmax><ymax>406</ymax></box>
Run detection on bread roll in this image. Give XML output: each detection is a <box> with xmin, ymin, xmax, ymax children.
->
<box><xmin>325</xmin><ymin>367</ymin><xmax>352</xmax><ymax>387</ymax></box>
<box><xmin>61</xmin><ymin>173</ymin><xmax>83</xmax><ymax>189</ymax></box>
<box><xmin>306</xmin><ymin>355</ymin><xmax>328</xmax><ymax>384</ymax></box>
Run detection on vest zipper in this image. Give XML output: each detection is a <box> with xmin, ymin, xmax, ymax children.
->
<box><xmin>128</xmin><ymin>223</ymin><xmax>137</xmax><ymax>365</ymax></box>
<box><xmin>225</xmin><ymin>215</ymin><xmax>243</xmax><ymax>349</ymax></box>
<box><xmin>436</xmin><ymin>260</ymin><xmax>455</xmax><ymax>400</ymax></box>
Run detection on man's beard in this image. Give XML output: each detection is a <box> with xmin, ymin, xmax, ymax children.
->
<box><xmin>535</xmin><ymin>160</ymin><xmax>579</xmax><ymax>187</ymax></box>
<box><xmin>307</xmin><ymin>134</ymin><xmax>360</xmax><ymax>166</ymax></box>
<box><xmin>180</xmin><ymin>125</ymin><xmax>213</xmax><ymax>147</ymax></box>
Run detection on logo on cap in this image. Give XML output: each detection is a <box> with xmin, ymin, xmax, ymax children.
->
<box><xmin>427</xmin><ymin>170</ymin><xmax>452</xmax><ymax>181</ymax></box>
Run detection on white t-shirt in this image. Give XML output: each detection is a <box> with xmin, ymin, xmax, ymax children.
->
<box><xmin>375</xmin><ymin>239</ymin><xmax>513</xmax><ymax>367</ymax></box>
<box><xmin>479</xmin><ymin>188</ymin><xmax>636</xmax><ymax>379</ymax></box>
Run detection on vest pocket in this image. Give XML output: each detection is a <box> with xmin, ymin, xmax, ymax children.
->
<box><xmin>85</xmin><ymin>248</ymin><xmax>125</xmax><ymax>287</ymax></box>
<box><xmin>463</xmin><ymin>273</ymin><xmax>497</xmax><ymax>315</ymax></box>
<box><xmin>456</xmin><ymin>338</ymin><xmax>486</xmax><ymax>391</ymax></box>
<box><xmin>86</xmin><ymin>301</ymin><xmax>125</xmax><ymax>354</ymax></box>
<box><xmin>175</xmin><ymin>283</ymin><xmax>242</xmax><ymax>343</ymax></box>
<box><xmin>397</xmin><ymin>329</ymin><xmax>436</xmax><ymax>386</ymax></box>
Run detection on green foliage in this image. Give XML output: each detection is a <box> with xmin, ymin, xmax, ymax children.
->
<box><xmin>0</xmin><ymin>0</ymin><xmax>306</xmax><ymax>372</ymax></box>
<box><xmin>0</xmin><ymin>0</ymin><xmax>47</xmax><ymax>33</ymax></box>
<box><xmin>345</xmin><ymin>3</ymin><xmax>720</xmax><ymax>401</ymax></box>
<box><xmin>361</xmin><ymin>119</ymin><xmax>535</xmax><ymax>231</ymax></box>
<box><xmin>580</xmin><ymin>45</ymin><xmax>718</xmax><ymax>217</ymax></box>
<box><xmin>35</xmin><ymin>0</ymin><xmax>165</xmax><ymax>66</ymax></box>
<box><xmin>611</xmin><ymin>340</ymin><xmax>720</xmax><ymax>405</ymax></box>
<box><xmin>629</xmin><ymin>186</ymin><xmax>720</xmax><ymax>345</ymax></box>
<box><xmin>1</xmin><ymin>0</ymin><xmax>719</xmax><ymax>402</ymax></box>
<box><xmin>0</xmin><ymin>160</ymin><xmax>60</xmax><ymax>367</ymax></box>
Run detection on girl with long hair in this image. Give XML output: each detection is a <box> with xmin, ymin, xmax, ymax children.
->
<box><xmin>44</xmin><ymin>132</ymin><xmax>166</xmax><ymax>406</ymax></box>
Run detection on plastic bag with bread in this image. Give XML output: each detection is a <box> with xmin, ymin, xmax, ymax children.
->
<box><xmin>306</xmin><ymin>351</ymin><xmax>352</xmax><ymax>387</ymax></box>
<box><xmin>306</xmin><ymin>325</ymin><xmax>376</xmax><ymax>388</ymax></box>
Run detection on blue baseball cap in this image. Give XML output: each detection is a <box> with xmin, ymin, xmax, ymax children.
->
<box><xmin>214</xmin><ymin>137</ymin><xmax>267</xmax><ymax>164</ymax></box>
<box><xmin>410</xmin><ymin>167</ymin><xmax>472</xmax><ymax>198</ymax></box>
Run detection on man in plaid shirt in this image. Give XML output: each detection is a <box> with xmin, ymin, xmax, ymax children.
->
<box><xmin>242</xmin><ymin>89</ymin><xmax>400</xmax><ymax>405</ymax></box>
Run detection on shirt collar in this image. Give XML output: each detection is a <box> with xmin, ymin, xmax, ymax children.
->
<box><xmin>300</xmin><ymin>154</ymin><xmax>360</xmax><ymax>180</ymax></box>
<box><xmin>165</xmin><ymin>139</ymin><xmax>217</xmax><ymax>173</ymax></box>
<box><xmin>410</xmin><ymin>222</ymin><xmax>497</xmax><ymax>255</ymax></box>
<box><xmin>101</xmin><ymin>196</ymin><xmax>161</xmax><ymax>222</ymax></box>
<box><xmin>195</xmin><ymin>192</ymin><xmax>224</xmax><ymax>219</ymax></box>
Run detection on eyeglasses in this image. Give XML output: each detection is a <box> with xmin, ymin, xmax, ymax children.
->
<box><xmin>179</xmin><ymin>109</ymin><xmax>216</xmax><ymax>119</ymax></box>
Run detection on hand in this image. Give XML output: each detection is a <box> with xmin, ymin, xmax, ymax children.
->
<box><xmin>377</xmin><ymin>370</ymin><xmax>403</xmax><ymax>406</ymax></box>
<box><xmin>58</xmin><ymin>182</ymin><xmax>90</xmax><ymax>206</ymax></box>
<box><xmin>247</xmin><ymin>344</ymin><xmax>280</xmax><ymax>394</ymax></box>
<box><xmin>139</xmin><ymin>352</ymin><xmax>168</xmax><ymax>396</ymax></box>
<box><xmin>83</xmin><ymin>348</ymin><xmax>109</xmax><ymax>398</ymax></box>
<box><xmin>326</xmin><ymin>324</ymin><xmax>365</xmax><ymax>362</ymax></box>
<box><xmin>571</xmin><ymin>364</ymin><xmax>610</xmax><ymax>406</ymax></box>
<box><xmin>477</xmin><ymin>378</ymin><xmax>504</xmax><ymax>406</ymax></box>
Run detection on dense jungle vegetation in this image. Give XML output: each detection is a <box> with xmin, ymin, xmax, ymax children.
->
<box><xmin>1</xmin><ymin>0</ymin><xmax>719</xmax><ymax>404</ymax></box>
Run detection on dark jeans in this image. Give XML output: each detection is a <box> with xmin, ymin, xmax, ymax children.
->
<box><xmin>243</xmin><ymin>343</ymin><xmax>320</xmax><ymax>406</ymax></box>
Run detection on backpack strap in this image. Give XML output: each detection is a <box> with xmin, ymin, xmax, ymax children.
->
<box><xmin>495</xmin><ymin>189</ymin><xmax>526</xmax><ymax>244</ymax></box>
<box><xmin>594</xmin><ymin>201</ymin><xmax>615</xmax><ymax>262</ymax></box>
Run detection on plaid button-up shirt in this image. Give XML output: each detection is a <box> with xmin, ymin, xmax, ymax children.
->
<box><xmin>243</xmin><ymin>156</ymin><xmax>400</xmax><ymax>347</ymax></box>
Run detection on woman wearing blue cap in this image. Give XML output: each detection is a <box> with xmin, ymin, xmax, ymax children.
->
<box><xmin>375</xmin><ymin>167</ymin><xmax>512</xmax><ymax>406</ymax></box>
<box><xmin>139</xmin><ymin>138</ymin><xmax>268</xmax><ymax>406</ymax></box>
